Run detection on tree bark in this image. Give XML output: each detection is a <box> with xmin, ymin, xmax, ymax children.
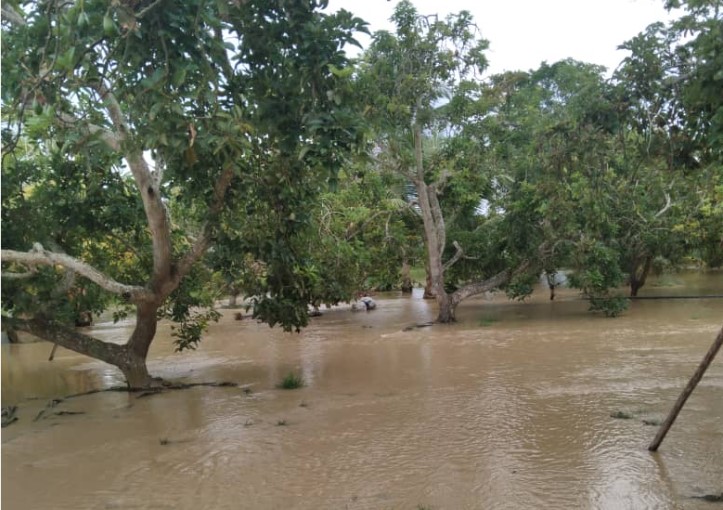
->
<box><xmin>546</xmin><ymin>272</ymin><xmax>557</xmax><ymax>301</ymax></box>
<box><xmin>423</xmin><ymin>261</ymin><xmax>436</xmax><ymax>299</ymax></box>
<box><xmin>649</xmin><ymin>324</ymin><xmax>723</xmax><ymax>451</ymax></box>
<box><xmin>630</xmin><ymin>256</ymin><xmax>653</xmax><ymax>297</ymax></box>
<box><xmin>436</xmin><ymin>292</ymin><xmax>455</xmax><ymax>322</ymax></box>
<box><xmin>400</xmin><ymin>260</ymin><xmax>413</xmax><ymax>293</ymax></box>
<box><xmin>11</xmin><ymin>318</ymin><xmax>127</xmax><ymax>366</ymax></box>
<box><xmin>229</xmin><ymin>293</ymin><xmax>238</xmax><ymax>307</ymax></box>
<box><xmin>121</xmin><ymin>302</ymin><xmax>159</xmax><ymax>388</ymax></box>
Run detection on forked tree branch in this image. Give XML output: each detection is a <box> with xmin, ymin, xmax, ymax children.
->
<box><xmin>443</xmin><ymin>240</ymin><xmax>464</xmax><ymax>271</ymax></box>
<box><xmin>174</xmin><ymin>166</ymin><xmax>236</xmax><ymax>285</ymax></box>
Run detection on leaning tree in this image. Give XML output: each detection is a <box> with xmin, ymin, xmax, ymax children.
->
<box><xmin>1</xmin><ymin>0</ymin><xmax>365</xmax><ymax>387</ymax></box>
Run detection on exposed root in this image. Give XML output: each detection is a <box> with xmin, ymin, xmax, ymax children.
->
<box><xmin>22</xmin><ymin>380</ymin><xmax>243</xmax><ymax>424</ymax></box>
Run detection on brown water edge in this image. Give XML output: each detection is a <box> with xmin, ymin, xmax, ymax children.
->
<box><xmin>2</xmin><ymin>275</ymin><xmax>722</xmax><ymax>510</ymax></box>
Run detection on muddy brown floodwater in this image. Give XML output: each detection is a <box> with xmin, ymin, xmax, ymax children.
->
<box><xmin>2</xmin><ymin>272</ymin><xmax>722</xmax><ymax>510</ymax></box>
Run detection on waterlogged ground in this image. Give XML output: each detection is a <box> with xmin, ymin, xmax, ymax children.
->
<box><xmin>2</xmin><ymin>273</ymin><xmax>722</xmax><ymax>510</ymax></box>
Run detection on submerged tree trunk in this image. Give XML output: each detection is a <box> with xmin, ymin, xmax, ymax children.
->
<box><xmin>400</xmin><ymin>260</ymin><xmax>413</xmax><ymax>294</ymax></box>
<box><xmin>229</xmin><ymin>293</ymin><xmax>239</xmax><ymax>308</ymax></box>
<box><xmin>546</xmin><ymin>272</ymin><xmax>557</xmax><ymax>301</ymax></box>
<box><xmin>630</xmin><ymin>256</ymin><xmax>653</xmax><ymax>297</ymax></box>
<box><xmin>118</xmin><ymin>303</ymin><xmax>159</xmax><ymax>388</ymax></box>
<box><xmin>11</xmin><ymin>305</ymin><xmax>160</xmax><ymax>389</ymax></box>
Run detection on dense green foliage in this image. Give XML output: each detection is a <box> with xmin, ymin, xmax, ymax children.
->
<box><xmin>1</xmin><ymin>0</ymin><xmax>720</xmax><ymax>383</ymax></box>
<box><xmin>1</xmin><ymin>0</ymin><xmax>366</xmax><ymax>385</ymax></box>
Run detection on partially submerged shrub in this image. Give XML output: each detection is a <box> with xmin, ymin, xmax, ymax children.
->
<box><xmin>278</xmin><ymin>372</ymin><xmax>304</xmax><ymax>390</ymax></box>
<box><xmin>589</xmin><ymin>296</ymin><xmax>629</xmax><ymax>317</ymax></box>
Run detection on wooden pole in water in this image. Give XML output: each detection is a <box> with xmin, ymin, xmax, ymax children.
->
<box><xmin>48</xmin><ymin>342</ymin><xmax>59</xmax><ymax>361</ymax></box>
<box><xmin>649</xmin><ymin>324</ymin><xmax>723</xmax><ymax>451</ymax></box>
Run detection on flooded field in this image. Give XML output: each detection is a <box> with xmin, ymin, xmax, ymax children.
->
<box><xmin>2</xmin><ymin>273</ymin><xmax>722</xmax><ymax>509</ymax></box>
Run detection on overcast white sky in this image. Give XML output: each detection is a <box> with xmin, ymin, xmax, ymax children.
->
<box><xmin>328</xmin><ymin>0</ymin><xmax>677</xmax><ymax>75</ymax></box>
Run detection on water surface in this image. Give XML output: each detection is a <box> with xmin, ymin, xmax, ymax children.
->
<box><xmin>3</xmin><ymin>274</ymin><xmax>722</xmax><ymax>509</ymax></box>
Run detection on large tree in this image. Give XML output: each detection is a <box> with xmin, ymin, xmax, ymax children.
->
<box><xmin>1</xmin><ymin>0</ymin><xmax>365</xmax><ymax>387</ymax></box>
<box><xmin>357</xmin><ymin>1</ymin><xmax>535</xmax><ymax>323</ymax></box>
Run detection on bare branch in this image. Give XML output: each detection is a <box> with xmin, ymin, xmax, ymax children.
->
<box><xmin>2</xmin><ymin>271</ymin><xmax>37</xmax><ymax>280</ymax></box>
<box><xmin>451</xmin><ymin>260</ymin><xmax>531</xmax><ymax>305</ymax></box>
<box><xmin>443</xmin><ymin>241</ymin><xmax>464</xmax><ymax>271</ymax></box>
<box><xmin>136</xmin><ymin>0</ymin><xmax>164</xmax><ymax>18</ymax></box>
<box><xmin>654</xmin><ymin>192</ymin><xmax>672</xmax><ymax>219</ymax></box>
<box><xmin>1</xmin><ymin>4</ymin><xmax>25</xmax><ymax>26</ymax></box>
<box><xmin>1</xmin><ymin>244</ymin><xmax>153</xmax><ymax>303</ymax></box>
<box><xmin>56</xmin><ymin>112</ymin><xmax>121</xmax><ymax>151</ymax></box>
<box><xmin>174</xmin><ymin>166</ymin><xmax>236</xmax><ymax>286</ymax></box>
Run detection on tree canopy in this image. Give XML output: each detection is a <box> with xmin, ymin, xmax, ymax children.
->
<box><xmin>1</xmin><ymin>0</ymin><xmax>366</xmax><ymax>387</ymax></box>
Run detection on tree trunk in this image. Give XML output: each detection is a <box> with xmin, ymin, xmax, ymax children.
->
<box><xmin>400</xmin><ymin>260</ymin><xmax>413</xmax><ymax>294</ymax></box>
<box><xmin>630</xmin><ymin>256</ymin><xmax>652</xmax><ymax>297</ymax></box>
<box><xmin>121</xmin><ymin>302</ymin><xmax>159</xmax><ymax>389</ymax></box>
<box><xmin>423</xmin><ymin>262</ymin><xmax>436</xmax><ymax>299</ymax></box>
<box><xmin>546</xmin><ymin>272</ymin><xmax>557</xmax><ymax>301</ymax></box>
<box><xmin>117</xmin><ymin>351</ymin><xmax>153</xmax><ymax>390</ymax></box>
<box><xmin>649</xmin><ymin>324</ymin><xmax>723</xmax><ymax>451</ymax></box>
<box><xmin>229</xmin><ymin>293</ymin><xmax>238</xmax><ymax>307</ymax></box>
<box><xmin>436</xmin><ymin>292</ymin><xmax>456</xmax><ymax>323</ymax></box>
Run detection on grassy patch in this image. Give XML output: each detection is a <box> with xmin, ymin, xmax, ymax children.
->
<box><xmin>478</xmin><ymin>316</ymin><xmax>498</xmax><ymax>327</ymax></box>
<box><xmin>278</xmin><ymin>372</ymin><xmax>304</xmax><ymax>390</ymax></box>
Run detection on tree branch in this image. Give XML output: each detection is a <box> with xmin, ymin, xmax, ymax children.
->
<box><xmin>451</xmin><ymin>260</ymin><xmax>531</xmax><ymax>305</ymax></box>
<box><xmin>9</xmin><ymin>317</ymin><xmax>126</xmax><ymax>366</ymax></box>
<box><xmin>1</xmin><ymin>244</ymin><xmax>153</xmax><ymax>303</ymax></box>
<box><xmin>1</xmin><ymin>3</ymin><xmax>25</xmax><ymax>26</ymax></box>
<box><xmin>2</xmin><ymin>271</ymin><xmax>37</xmax><ymax>280</ymax></box>
<box><xmin>443</xmin><ymin>241</ymin><xmax>464</xmax><ymax>271</ymax></box>
<box><xmin>56</xmin><ymin>112</ymin><xmax>121</xmax><ymax>151</ymax></box>
<box><xmin>92</xmin><ymin>83</ymin><xmax>174</xmax><ymax>286</ymax></box>
<box><xmin>427</xmin><ymin>184</ymin><xmax>446</xmax><ymax>257</ymax></box>
<box><xmin>174</xmin><ymin>166</ymin><xmax>236</xmax><ymax>286</ymax></box>
<box><xmin>654</xmin><ymin>192</ymin><xmax>672</xmax><ymax>219</ymax></box>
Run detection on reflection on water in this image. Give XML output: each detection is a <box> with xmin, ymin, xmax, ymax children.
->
<box><xmin>2</xmin><ymin>272</ymin><xmax>722</xmax><ymax>510</ymax></box>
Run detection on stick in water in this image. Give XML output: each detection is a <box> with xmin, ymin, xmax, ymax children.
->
<box><xmin>649</xmin><ymin>324</ymin><xmax>723</xmax><ymax>451</ymax></box>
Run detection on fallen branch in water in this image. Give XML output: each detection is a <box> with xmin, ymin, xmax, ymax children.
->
<box><xmin>21</xmin><ymin>381</ymin><xmax>244</xmax><ymax>423</ymax></box>
<box><xmin>402</xmin><ymin>322</ymin><xmax>434</xmax><ymax>331</ymax></box>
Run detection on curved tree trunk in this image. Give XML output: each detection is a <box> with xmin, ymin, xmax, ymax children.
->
<box><xmin>119</xmin><ymin>302</ymin><xmax>159</xmax><ymax>389</ymax></box>
<box><xmin>630</xmin><ymin>256</ymin><xmax>653</xmax><ymax>297</ymax></box>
